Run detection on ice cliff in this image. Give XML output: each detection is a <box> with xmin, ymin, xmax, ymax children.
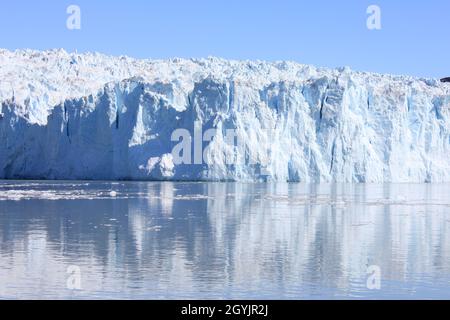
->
<box><xmin>0</xmin><ymin>49</ymin><xmax>449</xmax><ymax>182</ymax></box>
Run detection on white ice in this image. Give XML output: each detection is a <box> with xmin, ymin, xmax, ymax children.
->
<box><xmin>1</xmin><ymin>49</ymin><xmax>450</xmax><ymax>182</ymax></box>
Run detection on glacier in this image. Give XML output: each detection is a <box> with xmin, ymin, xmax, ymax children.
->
<box><xmin>0</xmin><ymin>49</ymin><xmax>449</xmax><ymax>182</ymax></box>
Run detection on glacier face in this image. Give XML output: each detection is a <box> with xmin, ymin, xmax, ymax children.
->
<box><xmin>0</xmin><ymin>49</ymin><xmax>450</xmax><ymax>182</ymax></box>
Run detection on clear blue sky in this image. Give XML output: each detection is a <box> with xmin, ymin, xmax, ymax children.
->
<box><xmin>1</xmin><ymin>0</ymin><xmax>449</xmax><ymax>78</ymax></box>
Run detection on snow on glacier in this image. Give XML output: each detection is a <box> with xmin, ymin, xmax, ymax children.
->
<box><xmin>0</xmin><ymin>49</ymin><xmax>449</xmax><ymax>182</ymax></box>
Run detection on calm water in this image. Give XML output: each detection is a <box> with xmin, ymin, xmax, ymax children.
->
<box><xmin>1</xmin><ymin>181</ymin><xmax>450</xmax><ymax>299</ymax></box>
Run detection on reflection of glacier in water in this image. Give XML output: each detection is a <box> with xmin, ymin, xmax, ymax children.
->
<box><xmin>1</xmin><ymin>181</ymin><xmax>450</xmax><ymax>299</ymax></box>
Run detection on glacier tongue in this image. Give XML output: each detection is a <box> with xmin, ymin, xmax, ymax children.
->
<box><xmin>0</xmin><ymin>49</ymin><xmax>450</xmax><ymax>182</ymax></box>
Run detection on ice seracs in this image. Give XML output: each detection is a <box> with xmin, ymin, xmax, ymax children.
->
<box><xmin>0</xmin><ymin>49</ymin><xmax>449</xmax><ymax>182</ymax></box>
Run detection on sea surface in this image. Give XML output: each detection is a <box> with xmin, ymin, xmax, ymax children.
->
<box><xmin>0</xmin><ymin>181</ymin><xmax>450</xmax><ymax>299</ymax></box>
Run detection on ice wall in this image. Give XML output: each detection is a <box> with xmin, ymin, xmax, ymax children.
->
<box><xmin>0</xmin><ymin>49</ymin><xmax>449</xmax><ymax>182</ymax></box>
